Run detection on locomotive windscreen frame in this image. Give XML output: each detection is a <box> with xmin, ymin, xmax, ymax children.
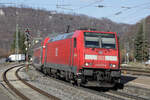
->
<box><xmin>84</xmin><ymin>32</ymin><xmax>116</xmax><ymax>49</ymax></box>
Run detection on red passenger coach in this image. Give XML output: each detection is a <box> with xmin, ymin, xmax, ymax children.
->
<box><xmin>33</xmin><ymin>30</ymin><xmax>121</xmax><ymax>87</ymax></box>
<box><xmin>33</xmin><ymin>37</ymin><xmax>50</xmax><ymax>69</ymax></box>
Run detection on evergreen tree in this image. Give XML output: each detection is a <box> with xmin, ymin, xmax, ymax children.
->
<box><xmin>19</xmin><ymin>32</ymin><xmax>26</xmax><ymax>54</ymax></box>
<box><xmin>134</xmin><ymin>23</ymin><xmax>149</xmax><ymax>62</ymax></box>
<box><xmin>11</xmin><ymin>30</ymin><xmax>26</xmax><ymax>54</ymax></box>
<box><xmin>143</xmin><ymin>39</ymin><xmax>149</xmax><ymax>61</ymax></box>
<box><xmin>134</xmin><ymin>24</ymin><xmax>144</xmax><ymax>62</ymax></box>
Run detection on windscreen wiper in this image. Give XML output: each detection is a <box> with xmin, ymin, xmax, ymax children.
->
<box><xmin>98</xmin><ymin>36</ymin><xmax>102</xmax><ymax>48</ymax></box>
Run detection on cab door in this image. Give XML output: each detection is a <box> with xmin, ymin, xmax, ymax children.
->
<box><xmin>72</xmin><ymin>38</ymin><xmax>77</xmax><ymax>66</ymax></box>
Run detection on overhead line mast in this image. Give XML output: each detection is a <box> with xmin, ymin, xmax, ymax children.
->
<box><xmin>15</xmin><ymin>24</ymin><xmax>19</xmax><ymax>61</ymax></box>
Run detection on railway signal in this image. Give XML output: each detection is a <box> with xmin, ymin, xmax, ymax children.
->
<box><xmin>25</xmin><ymin>28</ymin><xmax>32</xmax><ymax>41</ymax></box>
<box><xmin>25</xmin><ymin>28</ymin><xmax>31</xmax><ymax>72</ymax></box>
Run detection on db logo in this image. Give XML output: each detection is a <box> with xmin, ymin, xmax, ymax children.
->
<box><xmin>99</xmin><ymin>51</ymin><xmax>103</xmax><ymax>54</ymax></box>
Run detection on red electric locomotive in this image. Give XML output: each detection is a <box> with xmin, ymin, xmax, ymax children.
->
<box><xmin>33</xmin><ymin>30</ymin><xmax>121</xmax><ymax>87</ymax></box>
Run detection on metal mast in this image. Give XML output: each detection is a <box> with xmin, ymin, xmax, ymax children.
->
<box><xmin>15</xmin><ymin>2</ymin><xmax>19</xmax><ymax>61</ymax></box>
<box><xmin>15</xmin><ymin>24</ymin><xmax>19</xmax><ymax>60</ymax></box>
<box><xmin>143</xmin><ymin>18</ymin><xmax>146</xmax><ymax>62</ymax></box>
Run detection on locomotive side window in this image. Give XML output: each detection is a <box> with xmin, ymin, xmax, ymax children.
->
<box><xmin>84</xmin><ymin>32</ymin><xmax>116</xmax><ymax>49</ymax></box>
<box><xmin>74</xmin><ymin>38</ymin><xmax>77</xmax><ymax>48</ymax></box>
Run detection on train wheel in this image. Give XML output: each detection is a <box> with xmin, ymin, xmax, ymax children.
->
<box><xmin>40</xmin><ymin>65</ymin><xmax>44</xmax><ymax>73</ymax></box>
<box><xmin>70</xmin><ymin>80</ymin><xmax>75</xmax><ymax>86</ymax></box>
<box><xmin>65</xmin><ymin>72</ymin><xmax>69</xmax><ymax>81</ymax></box>
<box><xmin>76</xmin><ymin>77</ymin><xmax>81</xmax><ymax>87</ymax></box>
<box><xmin>53</xmin><ymin>73</ymin><xmax>57</xmax><ymax>78</ymax></box>
<box><xmin>69</xmin><ymin>72</ymin><xmax>75</xmax><ymax>86</ymax></box>
<box><xmin>48</xmin><ymin>68</ymin><xmax>52</xmax><ymax>76</ymax></box>
<box><xmin>77</xmin><ymin>82</ymin><xmax>81</xmax><ymax>87</ymax></box>
<box><xmin>43</xmin><ymin>68</ymin><xmax>48</xmax><ymax>75</ymax></box>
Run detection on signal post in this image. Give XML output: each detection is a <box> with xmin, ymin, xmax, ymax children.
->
<box><xmin>25</xmin><ymin>28</ymin><xmax>30</xmax><ymax>72</ymax></box>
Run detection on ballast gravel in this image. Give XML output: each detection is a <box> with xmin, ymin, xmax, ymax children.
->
<box><xmin>19</xmin><ymin>66</ymin><xmax>109</xmax><ymax>100</ymax></box>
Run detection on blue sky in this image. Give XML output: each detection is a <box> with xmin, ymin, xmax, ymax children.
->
<box><xmin>0</xmin><ymin>0</ymin><xmax>150</xmax><ymax>24</ymax></box>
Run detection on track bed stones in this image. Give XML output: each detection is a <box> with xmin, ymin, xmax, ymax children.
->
<box><xmin>20</xmin><ymin>66</ymin><xmax>108</xmax><ymax>100</ymax></box>
<box><xmin>20</xmin><ymin>65</ymin><xmax>150</xmax><ymax>100</ymax></box>
<box><xmin>121</xmin><ymin>85</ymin><xmax>150</xmax><ymax>99</ymax></box>
<box><xmin>1</xmin><ymin>63</ymin><xmax>150</xmax><ymax>100</ymax></box>
<box><xmin>2</xmin><ymin>64</ymin><xmax>59</xmax><ymax>100</ymax></box>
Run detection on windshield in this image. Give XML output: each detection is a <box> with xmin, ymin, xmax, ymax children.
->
<box><xmin>84</xmin><ymin>32</ymin><xmax>116</xmax><ymax>49</ymax></box>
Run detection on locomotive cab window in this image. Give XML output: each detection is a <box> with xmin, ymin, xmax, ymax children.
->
<box><xmin>84</xmin><ymin>32</ymin><xmax>116</xmax><ymax>49</ymax></box>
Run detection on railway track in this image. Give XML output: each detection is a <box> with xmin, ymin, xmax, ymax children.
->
<box><xmin>81</xmin><ymin>84</ymin><xmax>149</xmax><ymax>100</ymax></box>
<box><xmin>2</xmin><ymin>64</ymin><xmax>60</xmax><ymax>100</ymax></box>
<box><xmin>4</xmin><ymin>64</ymin><xmax>149</xmax><ymax>100</ymax></box>
<box><xmin>122</xmin><ymin>85</ymin><xmax>150</xmax><ymax>99</ymax></box>
<box><xmin>122</xmin><ymin>66</ymin><xmax>150</xmax><ymax>76</ymax></box>
<box><xmin>55</xmin><ymin>76</ymin><xmax>149</xmax><ymax>100</ymax></box>
<box><xmin>30</xmin><ymin>65</ymin><xmax>149</xmax><ymax>100</ymax></box>
<box><xmin>108</xmin><ymin>90</ymin><xmax>148</xmax><ymax>100</ymax></box>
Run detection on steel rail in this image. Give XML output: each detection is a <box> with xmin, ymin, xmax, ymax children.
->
<box><xmin>3</xmin><ymin>64</ymin><xmax>60</xmax><ymax>100</ymax></box>
<box><xmin>122</xmin><ymin>68</ymin><xmax>150</xmax><ymax>73</ymax></box>
<box><xmin>122</xmin><ymin>67</ymin><xmax>150</xmax><ymax>76</ymax></box>
<box><xmin>125</xmin><ymin>85</ymin><xmax>150</xmax><ymax>92</ymax></box>
<box><xmin>3</xmin><ymin>64</ymin><xmax>30</xmax><ymax>100</ymax></box>
<box><xmin>41</xmin><ymin>69</ymin><xmax>149</xmax><ymax>100</ymax></box>
<box><xmin>16</xmin><ymin>66</ymin><xmax>60</xmax><ymax>100</ymax></box>
<box><xmin>51</xmin><ymin>75</ymin><xmax>149</xmax><ymax>100</ymax></box>
<box><xmin>32</xmin><ymin>64</ymin><xmax>150</xmax><ymax>100</ymax></box>
<box><xmin>123</xmin><ymin>85</ymin><xmax>150</xmax><ymax>98</ymax></box>
<box><xmin>109</xmin><ymin>90</ymin><xmax>149</xmax><ymax>100</ymax></box>
<box><xmin>36</xmin><ymin>70</ymin><xmax>125</xmax><ymax>100</ymax></box>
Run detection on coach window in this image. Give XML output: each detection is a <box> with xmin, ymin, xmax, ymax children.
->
<box><xmin>74</xmin><ymin>38</ymin><xmax>76</xmax><ymax>48</ymax></box>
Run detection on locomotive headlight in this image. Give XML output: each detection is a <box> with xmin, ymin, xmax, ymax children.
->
<box><xmin>110</xmin><ymin>64</ymin><xmax>116</xmax><ymax>68</ymax></box>
<box><xmin>85</xmin><ymin>63</ymin><xmax>89</xmax><ymax>66</ymax></box>
<box><xmin>112</xmin><ymin>64</ymin><xmax>116</xmax><ymax>68</ymax></box>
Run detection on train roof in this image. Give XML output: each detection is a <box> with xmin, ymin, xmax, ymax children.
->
<box><xmin>48</xmin><ymin>32</ymin><xmax>74</xmax><ymax>42</ymax></box>
<box><xmin>48</xmin><ymin>30</ymin><xmax>117</xmax><ymax>42</ymax></box>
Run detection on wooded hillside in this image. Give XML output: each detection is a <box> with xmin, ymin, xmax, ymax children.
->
<box><xmin>0</xmin><ymin>6</ymin><xmax>149</xmax><ymax>58</ymax></box>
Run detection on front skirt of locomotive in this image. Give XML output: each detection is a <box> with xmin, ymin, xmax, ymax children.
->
<box><xmin>79</xmin><ymin>68</ymin><xmax>121</xmax><ymax>87</ymax></box>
